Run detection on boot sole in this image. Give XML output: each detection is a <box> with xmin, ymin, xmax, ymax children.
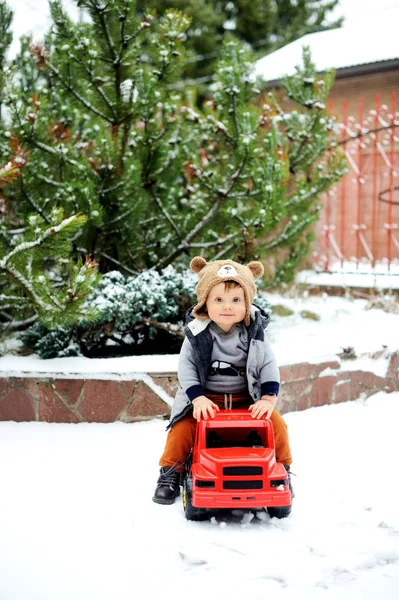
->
<box><xmin>152</xmin><ymin>489</ymin><xmax>180</xmax><ymax>505</ymax></box>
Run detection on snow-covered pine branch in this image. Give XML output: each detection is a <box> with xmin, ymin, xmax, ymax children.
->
<box><xmin>0</xmin><ymin>214</ymin><xmax>79</xmax><ymax>267</ymax></box>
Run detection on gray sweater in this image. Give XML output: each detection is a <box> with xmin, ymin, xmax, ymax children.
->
<box><xmin>179</xmin><ymin>322</ymin><xmax>249</xmax><ymax>394</ymax></box>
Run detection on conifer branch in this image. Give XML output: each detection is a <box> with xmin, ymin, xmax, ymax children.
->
<box><xmin>102</xmin><ymin>180</ymin><xmax>125</xmax><ymax>194</ymax></box>
<box><xmin>0</xmin><ymin>295</ymin><xmax>29</xmax><ymax>303</ymax></box>
<box><xmin>47</xmin><ymin>61</ymin><xmax>114</xmax><ymax>123</ymax></box>
<box><xmin>67</xmin><ymin>52</ymin><xmax>118</xmax><ymax>121</ymax></box>
<box><xmin>20</xmin><ymin>177</ymin><xmax>50</xmax><ymax>223</ymax></box>
<box><xmin>263</xmin><ymin>213</ymin><xmax>316</xmax><ymax>251</ymax></box>
<box><xmin>35</xmin><ymin>173</ymin><xmax>67</xmax><ymax>188</ymax></box>
<box><xmin>189</xmin><ymin>232</ymin><xmax>239</xmax><ymax>248</ymax></box>
<box><xmin>143</xmin><ymin>317</ymin><xmax>184</xmax><ymax>338</ymax></box>
<box><xmin>0</xmin><ymin>214</ymin><xmax>78</xmax><ymax>266</ymax></box>
<box><xmin>156</xmin><ymin>148</ymin><xmax>249</xmax><ymax>267</ymax></box>
<box><xmin>4</xmin><ymin>264</ymin><xmax>53</xmax><ymax>312</ymax></box>
<box><xmin>150</xmin><ymin>188</ymin><xmax>181</xmax><ymax>237</ymax></box>
<box><xmin>30</xmin><ymin>139</ymin><xmax>83</xmax><ymax>169</ymax></box>
<box><xmin>97</xmin><ymin>252</ymin><xmax>138</xmax><ymax>275</ymax></box>
<box><xmin>223</xmin><ymin>147</ymin><xmax>249</xmax><ymax>196</ymax></box>
<box><xmin>3</xmin><ymin>314</ymin><xmax>38</xmax><ymax>331</ymax></box>
<box><xmin>228</xmin><ymin>190</ymin><xmax>263</xmax><ymax>199</ymax></box>
<box><xmin>95</xmin><ymin>3</ymin><xmax>122</xmax><ymax>107</ymax></box>
<box><xmin>94</xmin><ymin>2</ymin><xmax>118</xmax><ymax>63</ymax></box>
<box><xmin>107</xmin><ymin>207</ymin><xmax>134</xmax><ymax>226</ymax></box>
<box><xmin>155</xmin><ymin>197</ymin><xmax>224</xmax><ymax>268</ymax></box>
<box><xmin>213</xmin><ymin>243</ymin><xmax>236</xmax><ymax>260</ymax></box>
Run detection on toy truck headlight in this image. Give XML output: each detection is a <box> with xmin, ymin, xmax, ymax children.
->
<box><xmin>270</xmin><ymin>478</ymin><xmax>288</xmax><ymax>488</ymax></box>
<box><xmin>195</xmin><ymin>480</ymin><xmax>215</xmax><ymax>488</ymax></box>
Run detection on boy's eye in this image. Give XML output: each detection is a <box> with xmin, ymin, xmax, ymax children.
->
<box><xmin>215</xmin><ymin>297</ymin><xmax>223</xmax><ymax>303</ymax></box>
<box><xmin>233</xmin><ymin>298</ymin><xmax>241</xmax><ymax>302</ymax></box>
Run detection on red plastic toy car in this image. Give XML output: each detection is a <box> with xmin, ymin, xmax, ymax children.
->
<box><xmin>182</xmin><ymin>410</ymin><xmax>292</xmax><ymax>520</ymax></box>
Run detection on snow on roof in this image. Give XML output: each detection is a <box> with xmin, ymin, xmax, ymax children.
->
<box><xmin>254</xmin><ymin>5</ymin><xmax>399</xmax><ymax>83</ymax></box>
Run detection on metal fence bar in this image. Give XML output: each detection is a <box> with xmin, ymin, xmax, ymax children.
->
<box><xmin>340</xmin><ymin>99</ymin><xmax>348</xmax><ymax>268</ymax></box>
<box><xmin>371</xmin><ymin>93</ymin><xmax>380</xmax><ymax>266</ymax></box>
<box><xmin>386</xmin><ymin>91</ymin><xmax>397</xmax><ymax>266</ymax></box>
<box><xmin>355</xmin><ymin>98</ymin><xmax>364</xmax><ymax>264</ymax></box>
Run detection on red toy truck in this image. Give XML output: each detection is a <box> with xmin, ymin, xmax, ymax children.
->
<box><xmin>182</xmin><ymin>410</ymin><xmax>292</xmax><ymax>520</ymax></box>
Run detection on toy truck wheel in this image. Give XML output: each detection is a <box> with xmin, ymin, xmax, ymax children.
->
<box><xmin>183</xmin><ymin>475</ymin><xmax>208</xmax><ymax>521</ymax></box>
<box><xmin>267</xmin><ymin>505</ymin><xmax>292</xmax><ymax>519</ymax></box>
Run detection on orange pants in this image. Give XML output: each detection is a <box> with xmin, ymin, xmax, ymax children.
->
<box><xmin>159</xmin><ymin>391</ymin><xmax>292</xmax><ymax>470</ymax></box>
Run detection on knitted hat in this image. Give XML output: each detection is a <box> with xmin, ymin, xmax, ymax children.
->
<box><xmin>190</xmin><ymin>256</ymin><xmax>264</xmax><ymax>326</ymax></box>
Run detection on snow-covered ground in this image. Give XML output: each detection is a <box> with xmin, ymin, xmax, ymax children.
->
<box><xmin>1</xmin><ymin>391</ymin><xmax>398</xmax><ymax>600</ymax></box>
<box><xmin>1</xmin><ymin>292</ymin><xmax>398</xmax><ymax>598</ymax></box>
<box><xmin>266</xmin><ymin>292</ymin><xmax>399</xmax><ymax>369</ymax></box>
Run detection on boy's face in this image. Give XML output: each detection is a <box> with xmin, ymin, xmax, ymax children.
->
<box><xmin>205</xmin><ymin>282</ymin><xmax>246</xmax><ymax>333</ymax></box>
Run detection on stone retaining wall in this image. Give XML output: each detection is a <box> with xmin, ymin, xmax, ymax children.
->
<box><xmin>0</xmin><ymin>352</ymin><xmax>398</xmax><ymax>423</ymax></box>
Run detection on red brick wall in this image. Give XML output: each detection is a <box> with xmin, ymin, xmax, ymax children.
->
<box><xmin>1</xmin><ymin>352</ymin><xmax>397</xmax><ymax>423</ymax></box>
<box><xmin>329</xmin><ymin>71</ymin><xmax>399</xmax><ymax>121</ymax></box>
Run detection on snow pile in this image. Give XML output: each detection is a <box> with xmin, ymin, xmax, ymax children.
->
<box><xmin>0</xmin><ymin>391</ymin><xmax>398</xmax><ymax>600</ymax></box>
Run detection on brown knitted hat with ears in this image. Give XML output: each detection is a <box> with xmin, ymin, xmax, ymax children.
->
<box><xmin>190</xmin><ymin>256</ymin><xmax>264</xmax><ymax>326</ymax></box>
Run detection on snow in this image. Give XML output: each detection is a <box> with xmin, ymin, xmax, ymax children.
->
<box><xmin>254</xmin><ymin>1</ymin><xmax>399</xmax><ymax>82</ymax></box>
<box><xmin>265</xmin><ymin>292</ymin><xmax>399</xmax><ymax>372</ymax></box>
<box><xmin>1</xmin><ymin>390</ymin><xmax>399</xmax><ymax>600</ymax></box>
<box><xmin>317</xmin><ymin>354</ymin><xmax>391</xmax><ymax>379</ymax></box>
<box><xmin>329</xmin><ymin>0</ymin><xmax>399</xmax><ymax>25</ymax></box>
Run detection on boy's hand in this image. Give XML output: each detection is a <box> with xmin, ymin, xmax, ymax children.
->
<box><xmin>192</xmin><ymin>396</ymin><xmax>219</xmax><ymax>421</ymax></box>
<box><xmin>250</xmin><ymin>395</ymin><xmax>277</xmax><ymax>420</ymax></box>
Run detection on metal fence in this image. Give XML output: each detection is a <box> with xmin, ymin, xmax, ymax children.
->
<box><xmin>313</xmin><ymin>92</ymin><xmax>399</xmax><ymax>275</ymax></box>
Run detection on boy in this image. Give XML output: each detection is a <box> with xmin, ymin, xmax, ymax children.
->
<box><xmin>152</xmin><ymin>256</ymin><xmax>293</xmax><ymax>504</ymax></box>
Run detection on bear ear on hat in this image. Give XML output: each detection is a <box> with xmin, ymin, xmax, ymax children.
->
<box><xmin>247</xmin><ymin>261</ymin><xmax>264</xmax><ymax>279</ymax></box>
<box><xmin>190</xmin><ymin>256</ymin><xmax>207</xmax><ymax>273</ymax></box>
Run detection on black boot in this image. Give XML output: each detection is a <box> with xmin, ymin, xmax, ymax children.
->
<box><xmin>284</xmin><ymin>465</ymin><xmax>295</xmax><ymax>499</ymax></box>
<box><xmin>152</xmin><ymin>466</ymin><xmax>181</xmax><ymax>505</ymax></box>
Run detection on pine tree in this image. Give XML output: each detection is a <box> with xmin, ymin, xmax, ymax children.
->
<box><xmin>0</xmin><ymin>0</ymin><xmax>347</xmax><ymax>336</ymax></box>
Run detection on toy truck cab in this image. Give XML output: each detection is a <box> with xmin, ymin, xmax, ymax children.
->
<box><xmin>182</xmin><ymin>410</ymin><xmax>292</xmax><ymax>520</ymax></box>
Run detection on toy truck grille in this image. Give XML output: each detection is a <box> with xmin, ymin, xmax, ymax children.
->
<box><xmin>223</xmin><ymin>480</ymin><xmax>263</xmax><ymax>489</ymax></box>
<box><xmin>223</xmin><ymin>466</ymin><xmax>263</xmax><ymax>476</ymax></box>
